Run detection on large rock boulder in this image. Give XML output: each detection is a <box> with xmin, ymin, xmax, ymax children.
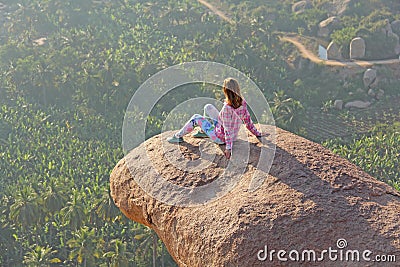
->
<box><xmin>391</xmin><ymin>20</ymin><xmax>400</xmax><ymax>36</ymax></box>
<box><xmin>333</xmin><ymin>99</ymin><xmax>344</xmax><ymax>110</ymax></box>
<box><xmin>292</xmin><ymin>0</ymin><xmax>312</xmax><ymax>14</ymax></box>
<box><xmin>350</xmin><ymin>37</ymin><xmax>366</xmax><ymax>59</ymax></box>
<box><xmin>382</xmin><ymin>19</ymin><xmax>393</xmax><ymax>36</ymax></box>
<box><xmin>318</xmin><ymin>16</ymin><xmax>341</xmax><ymax>37</ymax></box>
<box><xmin>363</xmin><ymin>68</ymin><xmax>378</xmax><ymax>88</ymax></box>
<box><xmin>395</xmin><ymin>43</ymin><xmax>400</xmax><ymax>55</ymax></box>
<box><xmin>388</xmin><ymin>31</ymin><xmax>400</xmax><ymax>42</ymax></box>
<box><xmin>387</xmin><ymin>31</ymin><xmax>400</xmax><ymax>55</ymax></box>
<box><xmin>344</xmin><ymin>100</ymin><xmax>371</xmax><ymax>109</ymax></box>
<box><xmin>110</xmin><ymin>127</ymin><xmax>400</xmax><ymax>267</ymax></box>
<box><xmin>316</xmin><ymin>0</ymin><xmax>351</xmax><ymax>16</ymax></box>
<box><xmin>326</xmin><ymin>41</ymin><xmax>342</xmax><ymax>60</ymax></box>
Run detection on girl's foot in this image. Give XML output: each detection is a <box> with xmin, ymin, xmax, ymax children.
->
<box><xmin>167</xmin><ymin>135</ymin><xmax>184</xmax><ymax>143</ymax></box>
<box><xmin>192</xmin><ymin>130</ymin><xmax>208</xmax><ymax>138</ymax></box>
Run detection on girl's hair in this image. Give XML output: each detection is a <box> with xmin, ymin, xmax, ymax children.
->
<box><xmin>223</xmin><ymin>78</ymin><xmax>242</xmax><ymax>109</ymax></box>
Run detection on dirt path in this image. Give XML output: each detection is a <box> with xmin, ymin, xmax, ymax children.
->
<box><xmin>197</xmin><ymin>0</ymin><xmax>235</xmax><ymax>25</ymax></box>
<box><xmin>281</xmin><ymin>35</ymin><xmax>400</xmax><ymax>68</ymax></box>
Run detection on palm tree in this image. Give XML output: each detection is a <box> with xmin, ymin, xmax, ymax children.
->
<box><xmin>0</xmin><ymin>216</ymin><xmax>17</xmax><ymax>264</ymax></box>
<box><xmin>271</xmin><ymin>90</ymin><xmax>304</xmax><ymax>128</ymax></box>
<box><xmin>94</xmin><ymin>188</ymin><xmax>121</xmax><ymax>223</ymax></box>
<box><xmin>42</xmin><ymin>179</ymin><xmax>67</xmax><ymax>246</ymax></box>
<box><xmin>43</xmin><ymin>179</ymin><xmax>67</xmax><ymax>214</ymax></box>
<box><xmin>67</xmin><ymin>226</ymin><xmax>104</xmax><ymax>267</ymax></box>
<box><xmin>103</xmin><ymin>239</ymin><xmax>133</xmax><ymax>267</ymax></box>
<box><xmin>23</xmin><ymin>245</ymin><xmax>61</xmax><ymax>267</ymax></box>
<box><xmin>9</xmin><ymin>186</ymin><xmax>43</xmax><ymax>229</ymax></box>
<box><xmin>61</xmin><ymin>188</ymin><xmax>86</xmax><ymax>231</ymax></box>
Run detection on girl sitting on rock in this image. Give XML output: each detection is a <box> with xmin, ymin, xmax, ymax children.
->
<box><xmin>167</xmin><ymin>77</ymin><xmax>267</xmax><ymax>159</ymax></box>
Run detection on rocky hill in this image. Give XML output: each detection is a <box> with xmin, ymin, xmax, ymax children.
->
<box><xmin>288</xmin><ymin>0</ymin><xmax>400</xmax><ymax>60</ymax></box>
<box><xmin>110</xmin><ymin>127</ymin><xmax>400</xmax><ymax>266</ymax></box>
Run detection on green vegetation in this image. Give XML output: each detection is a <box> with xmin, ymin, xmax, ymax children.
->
<box><xmin>323</xmin><ymin>123</ymin><xmax>400</xmax><ymax>191</ymax></box>
<box><xmin>331</xmin><ymin>26</ymin><xmax>357</xmax><ymax>57</ymax></box>
<box><xmin>0</xmin><ymin>98</ymin><xmax>175</xmax><ymax>266</ymax></box>
<box><xmin>0</xmin><ymin>0</ymin><xmax>399</xmax><ymax>266</ymax></box>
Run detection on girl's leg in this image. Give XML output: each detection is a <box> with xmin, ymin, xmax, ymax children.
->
<box><xmin>192</xmin><ymin>104</ymin><xmax>219</xmax><ymax>137</ymax></box>
<box><xmin>175</xmin><ymin>114</ymin><xmax>223</xmax><ymax>144</ymax></box>
<box><xmin>203</xmin><ymin>104</ymin><xmax>219</xmax><ymax>122</ymax></box>
<box><xmin>175</xmin><ymin>114</ymin><xmax>203</xmax><ymax>138</ymax></box>
<box><xmin>194</xmin><ymin>116</ymin><xmax>224</xmax><ymax>144</ymax></box>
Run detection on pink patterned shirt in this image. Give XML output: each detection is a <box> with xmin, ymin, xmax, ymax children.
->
<box><xmin>215</xmin><ymin>99</ymin><xmax>261</xmax><ymax>150</ymax></box>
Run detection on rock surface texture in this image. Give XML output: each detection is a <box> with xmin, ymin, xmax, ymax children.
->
<box><xmin>316</xmin><ymin>0</ymin><xmax>351</xmax><ymax>16</ymax></box>
<box><xmin>350</xmin><ymin>37</ymin><xmax>366</xmax><ymax>59</ymax></box>
<box><xmin>292</xmin><ymin>1</ymin><xmax>312</xmax><ymax>14</ymax></box>
<box><xmin>363</xmin><ymin>68</ymin><xmax>378</xmax><ymax>88</ymax></box>
<box><xmin>318</xmin><ymin>16</ymin><xmax>340</xmax><ymax>37</ymax></box>
<box><xmin>344</xmin><ymin>100</ymin><xmax>371</xmax><ymax>109</ymax></box>
<box><xmin>327</xmin><ymin>41</ymin><xmax>342</xmax><ymax>60</ymax></box>
<box><xmin>110</xmin><ymin>127</ymin><xmax>400</xmax><ymax>267</ymax></box>
<box><xmin>392</xmin><ymin>20</ymin><xmax>400</xmax><ymax>36</ymax></box>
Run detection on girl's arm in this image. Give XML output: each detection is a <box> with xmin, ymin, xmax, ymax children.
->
<box><xmin>243</xmin><ymin>106</ymin><xmax>262</xmax><ymax>137</ymax></box>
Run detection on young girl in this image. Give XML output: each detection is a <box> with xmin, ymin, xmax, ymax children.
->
<box><xmin>167</xmin><ymin>78</ymin><xmax>267</xmax><ymax>159</ymax></box>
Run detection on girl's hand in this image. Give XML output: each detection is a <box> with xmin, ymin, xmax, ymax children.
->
<box><xmin>258</xmin><ymin>132</ymin><xmax>270</xmax><ymax>137</ymax></box>
<box><xmin>224</xmin><ymin>149</ymin><xmax>231</xmax><ymax>159</ymax></box>
<box><xmin>257</xmin><ymin>133</ymin><xmax>270</xmax><ymax>140</ymax></box>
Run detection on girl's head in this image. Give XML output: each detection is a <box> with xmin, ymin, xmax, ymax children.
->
<box><xmin>223</xmin><ymin>78</ymin><xmax>242</xmax><ymax>109</ymax></box>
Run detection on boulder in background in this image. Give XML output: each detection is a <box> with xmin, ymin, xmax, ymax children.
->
<box><xmin>350</xmin><ymin>37</ymin><xmax>366</xmax><ymax>59</ymax></box>
<box><xmin>327</xmin><ymin>41</ymin><xmax>342</xmax><ymax>60</ymax></box>
<box><xmin>292</xmin><ymin>0</ymin><xmax>312</xmax><ymax>14</ymax></box>
<box><xmin>318</xmin><ymin>16</ymin><xmax>341</xmax><ymax>37</ymax></box>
